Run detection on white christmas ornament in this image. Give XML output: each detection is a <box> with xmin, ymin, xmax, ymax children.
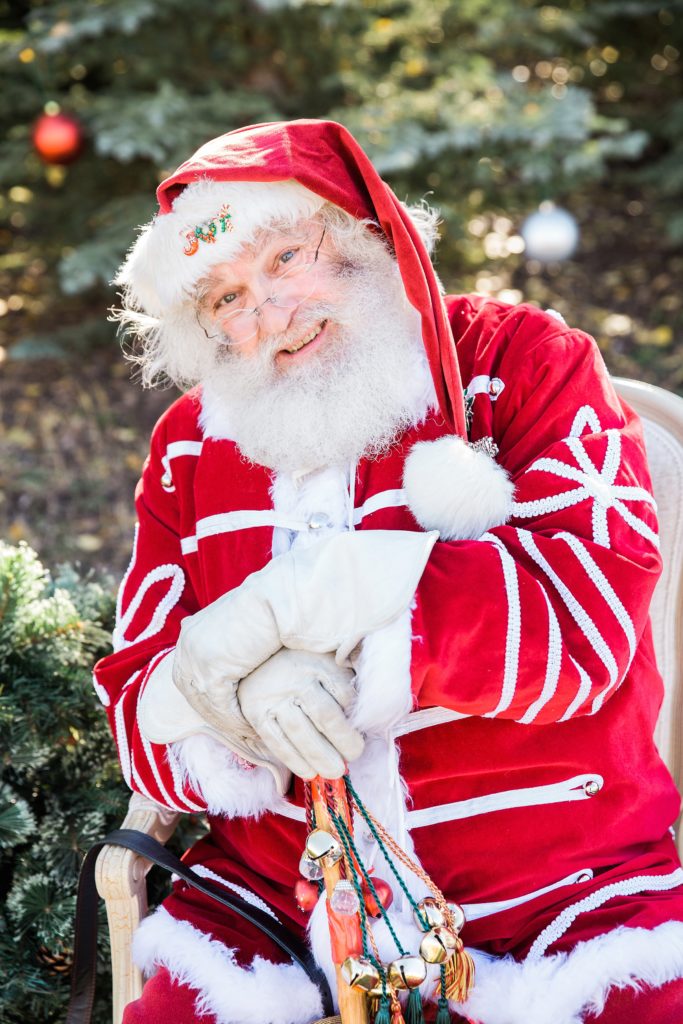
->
<box><xmin>330</xmin><ymin>880</ymin><xmax>361</xmax><ymax>915</ymax></box>
<box><xmin>520</xmin><ymin>202</ymin><xmax>579</xmax><ymax>262</ymax></box>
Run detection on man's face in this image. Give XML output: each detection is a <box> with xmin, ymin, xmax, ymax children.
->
<box><xmin>196</xmin><ymin>219</ymin><xmax>345</xmax><ymax>370</ymax></box>
<box><xmin>195</xmin><ymin>212</ymin><xmax>433</xmax><ymax>473</ymax></box>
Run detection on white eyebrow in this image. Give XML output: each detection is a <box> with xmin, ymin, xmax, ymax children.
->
<box><xmin>195</xmin><ymin>222</ymin><xmax>318</xmax><ymax>303</ymax></box>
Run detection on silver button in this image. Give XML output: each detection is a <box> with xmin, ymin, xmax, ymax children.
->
<box><xmin>308</xmin><ymin>512</ymin><xmax>331</xmax><ymax>530</ymax></box>
<box><xmin>584</xmin><ymin>778</ymin><xmax>602</xmax><ymax>797</ymax></box>
<box><xmin>488</xmin><ymin>377</ymin><xmax>504</xmax><ymax>397</ymax></box>
<box><xmin>161</xmin><ymin>472</ymin><xmax>173</xmax><ymax>488</ymax></box>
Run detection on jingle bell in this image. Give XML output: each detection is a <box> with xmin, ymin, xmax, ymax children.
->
<box><xmin>387</xmin><ymin>955</ymin><xmax>427</xmax><ymax>990</ymax></box>
<box><xmin>294</xmin><ymin>879</ymin><xmax>319</xmax><ymax>913</ymax></box>
<box><xmin>449</xmin><ymin>901</ymin><xmax>466</xmax><ymax>934</ymax></box>
<box><xmin>419</xmin><ymin>925</ymin><xmax>459</xmax><ymax>964</ymax></box>
<box><xmin>414</xmin><ymin>896</ymin><xmax>446</xmax><ymax>931</ymax></box>
<box><xmin>298</xmin><ymin>853</ymin><xmax>324</xmax><ymax>881</ymax></box>
<box><xmin>341</xmin><ymin>956</ymin><xmax>381</xmax><ymax>992</ymax></box>
<box><xmin>362</xmin><ymin>877</ymin><xmax>393</xmax><ymax>918</ymax></box>
<box><xmin>305</xmin><ymin>828</ymin><xmax>343</xmax><ymax>868</ymax></box>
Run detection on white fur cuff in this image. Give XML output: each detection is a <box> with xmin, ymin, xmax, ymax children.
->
<box><xmin>116</xmin><ymin>180</ymin><xmax>325</xmax><ymax>317</ymax></box>
<box><xmin>170</xmin><ymin>733</ymin><xmax>282</xmax><ymax>818</ymax></box>
<box><xmin>403</xmin><ymin>435</ymin><xmax>514</xmax><ymax>541</ymax></box>
<box><xmin>351</xmin><ymin>608</ymin><xmax>414</xmax><ymax>735</ymax></box>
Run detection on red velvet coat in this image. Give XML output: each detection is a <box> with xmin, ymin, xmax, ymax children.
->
<box><xmin>95</xmin><ymin>295</ymin><xmax>683</xmax><ymax>985</ymax></box>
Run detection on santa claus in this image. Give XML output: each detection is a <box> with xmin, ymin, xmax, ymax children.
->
<box><xmin>94</xmin><ymin>120</ymin><xmax>683</xmax><ymax>1024</ymax></box>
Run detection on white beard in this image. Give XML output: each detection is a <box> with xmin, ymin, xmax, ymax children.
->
<box><xmin>198</xmin><ymin>260</ymin><xmax>437</xmax><ymax>473</ymax></box>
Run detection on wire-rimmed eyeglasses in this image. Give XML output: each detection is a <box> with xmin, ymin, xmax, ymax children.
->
<box><xmin>196</xmin><ymin>227</ymin><xmax>328</xmax><ymax>346</ymax></box>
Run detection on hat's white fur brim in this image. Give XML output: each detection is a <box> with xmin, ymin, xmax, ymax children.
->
<box><xmin>115</xmin><ymin>179</ymin><xmax>325</xmax><ymax>315</ymax></box>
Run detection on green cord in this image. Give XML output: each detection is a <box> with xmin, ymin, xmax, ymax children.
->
<box><xmin>344</xmin><ymin>776</ymin><xmax>431</xmax><ymax>931</ymax></box>
<box><xmin>434</xmin><ymin>965</ymin><xmax>451</xmax><ymax>1023</ymax></box>
<box><xmin>331</xmin><ymin>808</ymin><xmax>407</xmax><ymax>958</ymax></box>
<box><xmin>329</xmin><ymin>807</ymin><xmax>387</xmax><ymax>996</ymax></box>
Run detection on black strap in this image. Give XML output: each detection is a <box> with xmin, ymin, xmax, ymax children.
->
<box><xmin>66</xmin><ymin>828</ymin><xmax>333</xmax><ymax>1024</ymax></box>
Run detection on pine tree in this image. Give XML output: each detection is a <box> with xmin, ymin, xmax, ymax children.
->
<box><xmin>2</xmin><ymin>0</ymin><xmax>681</xmax><ymax>362</ymax></box>
<box><xmin>0</xmin><ymin>541</ymin><xmax>126</xmax><ymax>1022</ymax></box>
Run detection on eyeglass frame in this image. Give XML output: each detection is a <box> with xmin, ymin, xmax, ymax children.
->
<box><xmin>195</xmin><ymin>225</ymin><xmax>328</xmax><ymax>345</ymax></box>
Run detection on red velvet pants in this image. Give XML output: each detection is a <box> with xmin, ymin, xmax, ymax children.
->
<box><xmin>123</xmin><ymin>968</ymin><xmax>683</xmax><ymax>1023</ymax></box>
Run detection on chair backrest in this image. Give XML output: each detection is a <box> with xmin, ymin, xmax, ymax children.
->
<box><xmin>612</xmin><ymin>378</ymin><xmax>683</xmax><ymax>810</ymax></box>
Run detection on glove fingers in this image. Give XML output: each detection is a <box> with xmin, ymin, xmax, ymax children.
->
<box><xmin>321</xmin><ymin>678</ymin><xmax>356</xmax><ymax>711</ymax></box>
<box><xmin>301</xmin><ymin>688</ymin><xmax>365</xmax><ymax>762</ymax></box>
<box><xmin>272</xmin><ymin>704</ymin><xmax>347</xmax><ymax>779</ymax></box>
<box><xmin>259</xmin><ymin>715</ymin><xmax>321</xmax><ymax>780</ymax></box>
<box><xmin>314</xmin><ymin>667</ymin><xmax>357</xmax><ymax>711</ymax></box>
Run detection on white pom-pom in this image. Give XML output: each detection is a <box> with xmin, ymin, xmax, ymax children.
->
<box><xmin>403</xmin><ymin>436</ymin><xmax>514</xmax><ymax>541</ymax></box>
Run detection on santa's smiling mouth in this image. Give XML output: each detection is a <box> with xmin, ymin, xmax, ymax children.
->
<box><xmin>280</xmin><ymin>320</ymin><xmax>328</xmax><ymax>356</ymax></box>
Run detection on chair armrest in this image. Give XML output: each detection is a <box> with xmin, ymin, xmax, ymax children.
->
<box><xmin>96</xmin><ymin>794</ymin><xmax>343</xmax><ymax>1024</ymax></box>
<box><xmin>96</xmin><ymin>793</ymin><xmax>180</xmax><ymax>1024</ymax></box>
<box><xmin>95</xmin><ymin>792</ymin><xmax>180</xmax><ymax>902</ymax></box>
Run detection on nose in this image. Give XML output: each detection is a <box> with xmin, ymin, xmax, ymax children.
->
<box><xmin>254</xmin><ymin>294</ymin><xmax>293</xmax><ymax>336</ymax></box>
<box><xmin>244</xmin><ymin>272</ymin><xmax>289</xmax><ymax>335</ymax></box>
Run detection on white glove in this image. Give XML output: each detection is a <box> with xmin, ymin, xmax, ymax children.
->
<box><xmin>173</xmin><ymin>529</ymin><xmax>438</xmax><ymax>727</ymax></box>
<box><xmin>138</xmin><ymin>652</ymin><xmax>292</xmax><ymax>795</ymax></box>
<box><xmin>237</xmin><ymin>649</ymin><xmax>364</xmax><ymax>780</ymax></box>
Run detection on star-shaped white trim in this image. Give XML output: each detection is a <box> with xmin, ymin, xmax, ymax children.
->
<box><xmin>512</xmin><ymin>405</ymin><xmax>658</xmax><ymax>549</ymax></box>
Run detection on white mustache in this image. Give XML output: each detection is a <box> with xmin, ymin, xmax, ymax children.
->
<box><xmin>264</xmin><ymin>303</ymin><xmax>336</xmax><ymax>355</ymax></box>
<box><xmin>216</xmin><ymin>301</ymin><xmax>339</xmax><ymax>365</ymax></box>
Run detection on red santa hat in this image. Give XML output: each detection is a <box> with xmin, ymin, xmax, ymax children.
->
<box><xmin>117</xmin><ymin>118</ymin><xmax>467</xmax><ymax>439</ymax></box>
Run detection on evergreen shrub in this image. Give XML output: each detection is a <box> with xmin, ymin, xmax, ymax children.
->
<box><xmin>0</xmin><ymin>540</ymin><xmax>126</xmax><ymax>1023</ymax></box>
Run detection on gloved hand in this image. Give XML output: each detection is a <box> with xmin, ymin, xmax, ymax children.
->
<box><xmin>173</xmin><ymin>529</ymin><xmax>438</xmax><ymax>730</ymax></box>
<box><xmin>237</xmin><ymin>648</ymin><xmax>364</xmax><ymax>779</ymax></box>
<box><xmin>138</xmin><ymin>651</ymin><xmax>292</xmax><ymax>795</ymax></box>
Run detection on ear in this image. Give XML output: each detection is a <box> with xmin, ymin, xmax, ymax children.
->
<box><xmin>402</xmin><ymin>436</ymin><xmax>514</xmax><ymax>541</ymax></box>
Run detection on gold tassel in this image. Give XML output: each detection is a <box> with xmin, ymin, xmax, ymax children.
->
<box><xmin>439</xmin><ymin>940</ymin><xmax>476</xmax><ymax>1003</ymax></box>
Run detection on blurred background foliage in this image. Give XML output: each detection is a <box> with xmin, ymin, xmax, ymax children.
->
<box><xmin>1</xmin><ymin>0</ymin><xmax>682</xmax><ymax>575</ymax></box>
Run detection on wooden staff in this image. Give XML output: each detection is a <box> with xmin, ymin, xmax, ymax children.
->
<box><xmin>310</xmin><ymin>777</ymin><xmax>370</xmax><ymax>1024</ymax></box>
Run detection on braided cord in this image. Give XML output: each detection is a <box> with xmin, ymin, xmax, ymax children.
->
<box><xmin>303</xmin><ymin>781</ymin><xmax>316</xmax><ymax>832</ymax></box>
<box><xmin>331</xmin><ymin>809</ymin><xmax>408</xmax><ymax>961</ymax></box>
<box><xmin>329</xmin><ymin>807</ymin><xmax>388</xmax><ymax>997</ymax></box>
<box><xmin>344</xmin><ymin>777</ymin><xmax>431</xmax><ymax>931</ymax></box>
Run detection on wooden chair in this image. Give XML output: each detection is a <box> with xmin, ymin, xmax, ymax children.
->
<box><xmin>95</xmin><ymin>794</ymin><xmax>180</xmax><ymax>1023</ymax></box>
<box><xmin>96</xmin><ymin>376</ymin><xmax>683</xmax><ymax>1024</ymax></box>
<box><xmin>613</xmin><ymin>379</ymin><xmax>683</xmax><ymax>807</ymax></box>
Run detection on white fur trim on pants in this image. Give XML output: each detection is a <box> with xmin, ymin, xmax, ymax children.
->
<box><xmin>133</xmin><ymin>906</ymin><xmax>323</xmax><ymax>1024</ymax></box>
<box><xmin>461</xmin><ymin>921</ymin><xmax>683</xmax><ymax>1024</ymax></box>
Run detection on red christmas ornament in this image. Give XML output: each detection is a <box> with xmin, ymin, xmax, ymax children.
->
<box><xmin>362</xmin><ymin>877</ymin><xmax>393</xmax><ymax>918</ymax></box>
<box><xmin>32</xmin><ymin>112</ymin><xmax>84</xmax><ymax>165</ymax></box>
<box><xmin>293</xmin><ymin>879</ymin><xmax>319</xmax><ymax>914</ymax></box>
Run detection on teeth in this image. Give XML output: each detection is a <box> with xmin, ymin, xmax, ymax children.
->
<box><xmin>285</xmin><ymin>323</ymin><xmax>324</xmax><ymax>354</ymax></box>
